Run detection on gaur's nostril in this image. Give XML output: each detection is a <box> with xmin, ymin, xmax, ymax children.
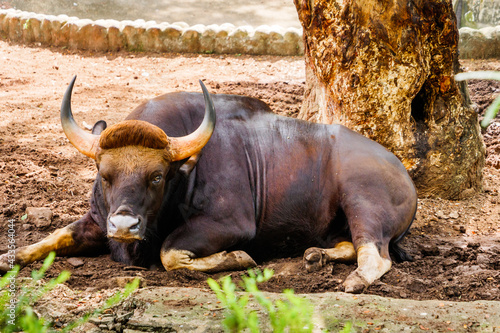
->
<box><xmin>108</xmin><ymin>221</ymin><xmax>117</xmax><ymax>231</ymax></box>
<box><xmin>129</xmin><ymin>222</ymin><xmax>140</xmax><ymax>232</ymax></box>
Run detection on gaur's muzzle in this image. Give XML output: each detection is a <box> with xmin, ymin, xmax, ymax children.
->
<box><xmin>107</xmin><ymin>217</ymin><xmax>142</xmax><ymax>242</ymax></box>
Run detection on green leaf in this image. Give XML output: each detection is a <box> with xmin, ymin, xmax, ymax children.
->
<box><xmin>455</xmin><ymin>71</ymin><xmax>500</xmax><ymax>82</ymax></box>
<box><xmin>464</xmin><ymin>11</ymin><xmax>474</xmax><ymax>23</ymax></box>
<box><xmin>481</xmin><ymin>95</ymin><xmax>500</xmax><ymax>128</ymax></box>
<box><xmin>339</xmin><ymin>321</ymin><xmax>353</xmax><ymax>333</ymax></box>
<box><xmin>455</xmin><ymin>71</ymin><xmax>500</xmax><ymax>129</ymax></box>
<box><xmin>0</xmin><ymin>251</ymin><xmax>141</xmax><ymax>333</ymax></box>
<box><xmin>207</xmin><ymin>268</ymin><xmax>315</xmax><ymax>333</ymax></box>
<box><xmin>62</xmin><ymin>278</ymin><xmax>139</xmax><ymax>333</ymax></box>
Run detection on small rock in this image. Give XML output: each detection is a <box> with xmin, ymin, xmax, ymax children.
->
<box><xmin>113</xmin><ymin>276</ymin><xmax>145</xmax><ymax>288</ymax></box>
<box><xmin>453</xmin><ymin>225</ymin><xmax>466</xmax><ymax>233</ymax></box>
<box><xmin>476</xmin><ymin>253</ymin><xmax>490</xmax><ymax>267</ymax></box>
<box><xmin>460</xmin><ymin>188</ymin><xmax>476</xmax><ymax>199</ymax></box>
<box><xmin>26</xmin><ymin>207</ymin><xmax>53</xmax><ymax>228</ymax></box>
<box><xmin>448</xmin><ymin>211</ymin><xmax>460</xmax><ymax>219</ymax></box>
<box><xmin>407</xmin><ymin>278</ymin><xmax>430</xmax><ymax>292</ymax></box>
<box><xmin>67</xmin><ymin>257</ymin><xmax>84</xmax><ymax>267</ymax></box>
<box><xmin>116</xmin><ymin>311</ymin><xmax>134</xmax><ymax>323</ymax></box>
<box><xmin>467</xmin><ymin>242</ymin><xmax>480</xmax><ymax>249</ymax></box>
<box><xmin>90</xmin><ymin>314</ymin><xmax>115</xmax><ymax>326</ymax></box>
<box><xmin>444</xmin><ymin>285</ymin><xmax>461</xmax><ymax>297</ymax></box>
<box><xmin>420</xmin><ymin>244</ymin><xmax>440</xmax><ymax>256</ymax></box>
<box><xmin>442</xmin><ymin>258</ymin><xmax>457</xmax><ymax>267</ymax></box>
<box><xmin>435</xmin><ymin>210</ymin><xmax>448</xmax><ymax>219</ymax></box>
<box><xmin>484</xmin><ymin>187</ymin><xmax>494</xmax><ymax>193</ymax></box>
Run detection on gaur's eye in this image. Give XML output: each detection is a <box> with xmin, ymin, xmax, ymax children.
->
<box><xmin>152</xmin><ymin>175</ymin><xmax>162</xmax><ymax>185</ymax></box>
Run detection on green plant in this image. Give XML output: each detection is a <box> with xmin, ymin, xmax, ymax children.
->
<box><xmin>340</xmin><ymin>321</ymin><xmax>353</xmax><ymax>333</ymax></box>
<box><xmin>1</xmin><ymin>252</ymin><xmax>70</xmax><ymax>333</ymax></box>
<box><xmin>455</xmin><ymin>70</ymin><xmax>500</xmax><ymax>128</ymax></box>
<box><xmin>62</xmin><ymin>273</ymin><xmax>139</xmax><ymax>332</ymax></box>
<box><xmin>207</xmin><ymin>268</ymin><xmax>314</xmax><ymax>333</ymax></box>
<box><xmin>0</xmin><ymin>252</ymin><xmax>139</xmax><ymax>333</ymax></box>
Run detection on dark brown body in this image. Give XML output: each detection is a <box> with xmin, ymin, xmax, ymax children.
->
<box><xmin>129</xmin><ymin>92</ymin><xmax>416</xmax><ymax>259</ymax></box>
<box><xmin>1</xmin><ymin>85</ymin><xmax>417</xmax><ymax>293</ymax></box>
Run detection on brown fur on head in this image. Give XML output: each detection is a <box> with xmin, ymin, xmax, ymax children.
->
<box><xmin>97</xmin><ymin>146</ymin><xmax>171</xmax><ymax>176</ymax></box>
<box><xmin>99</xmin><ymin>120</ymin><xmax>170</xmax><ymax>150</ymax></box>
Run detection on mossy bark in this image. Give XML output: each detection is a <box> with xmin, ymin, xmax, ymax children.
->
<box><xmin>294</xmin><ymin>0</ymin><xmax>484</xmax><ymax>199</ymax></box>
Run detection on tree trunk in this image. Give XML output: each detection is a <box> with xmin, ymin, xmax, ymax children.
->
<box><xmin>294</xmin><ymin>0</ymin><xmax>484</xmax><ymax>199</ymax></box>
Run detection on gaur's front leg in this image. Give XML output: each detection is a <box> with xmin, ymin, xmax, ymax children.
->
<box><xmin>159</xmin><ymin>216</ymin><xmax>257</xmax><ymax>273</ymax></box>
<box><xmin>0</xmin><ymin>212</ymin><xmax>107</xmax><ymax>273</ymax></box>
<box><xmin>161</xmin><ymin>248</ymin><xmax>256</xmax><ymax>273</ymax></box>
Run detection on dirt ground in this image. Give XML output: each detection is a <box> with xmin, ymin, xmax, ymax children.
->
<box><xmin>0</xmin><ymin>40</ymin><xmax>499</xmax><ymax>305</ymax></box>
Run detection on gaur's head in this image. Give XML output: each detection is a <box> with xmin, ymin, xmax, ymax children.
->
<box><xmin>60</xmin><ymin>77</ymin><xmax>215</xmax><ymax>243</ymax></box>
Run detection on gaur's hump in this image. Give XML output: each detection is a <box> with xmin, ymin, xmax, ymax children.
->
<box><xmin>99</xmin><ymin>120</ymin><xmax>169</xmax><ymax>149</ymax></box>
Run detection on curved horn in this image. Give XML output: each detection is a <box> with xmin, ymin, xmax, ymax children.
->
<box><xmin>169</xmin><ymin>80</ymin><xmax>216</xmax><ymax>161</ymax></box>
<box><xmin>61</xmin><ymin>76</ymin><xmax>100</xmax><ymax>159</ymax></box>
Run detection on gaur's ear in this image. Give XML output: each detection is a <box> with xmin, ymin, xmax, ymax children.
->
<box><xmin>92</xmin><ymin>120</ymin><xmax>107</xmax><ymax>135</ymax></box>
<box><xmin>179</xmin><ymin>153</ymin><xmax>201</xmax><ymax>177</ymax></box>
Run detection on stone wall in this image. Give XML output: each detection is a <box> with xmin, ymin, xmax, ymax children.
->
<box><xmin>0</xmin><ymin>9</ymin><xmax>303</xmax><ymax>56</ymax></box>
<box><xmin>0</xmin><ymin>8</ymin><xmax>499</xmax><ymax>58</ymax></box>
<box><xmin>459</xmin><ymin>26</ymin><xmax>500</xmax><ymax>59</ymax></box>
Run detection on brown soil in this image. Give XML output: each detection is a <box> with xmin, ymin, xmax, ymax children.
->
<box><xmin>0</xmin><ymin>40</ymin><xmax>499</xmax><ymax>303</ymax></box>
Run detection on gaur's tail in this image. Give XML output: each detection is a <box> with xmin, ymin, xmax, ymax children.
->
<box><xmin>389</xmin><ymin>198</ymin><xmax>417</xmax><ymax>263</ymax></box>
<box><xmin>389</xmin><ymin>241</ymin><xmax>413</xmax><ymax>262</ymax></box>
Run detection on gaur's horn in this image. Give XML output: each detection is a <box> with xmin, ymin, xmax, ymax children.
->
<box><xmin>60</xmin><ymin>76</ymin><xmax>100</xmax><ymax>159</ymax></box>
<box><xmin>168</xmin><ymin>80</ymin><xmax>216</xmax><ymax>161</ymax></box>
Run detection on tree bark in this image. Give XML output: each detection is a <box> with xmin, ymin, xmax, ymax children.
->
<box><xmin>294</xmin><ymin>0</ymin><xmax>484</xmax><ymax>199</ymax></box>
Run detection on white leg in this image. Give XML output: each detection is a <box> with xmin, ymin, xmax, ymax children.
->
<box><xmin>343</xmin><ymin>242</ymin><xmax>392</xmax><ymax>293</ymax></box>
<box><xmin>304</xmin><ymin>241</ymin><xmax>357</xmax><ymax>272</ymax></box>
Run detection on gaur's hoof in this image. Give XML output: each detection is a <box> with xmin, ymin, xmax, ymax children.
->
<box><xmin>229</xmin><ymin>250</ymin><xmax>257</xmax><ymax>268</ymax></box>
<box><xmin>304</xmin><ymin>247</ymin><xmax>326</xmax><ymax>272</ymax></box>
<box><xmin>343</xmin><ymin>271</ymin><xmax>369</xmax><ymax>294</ymax></box>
